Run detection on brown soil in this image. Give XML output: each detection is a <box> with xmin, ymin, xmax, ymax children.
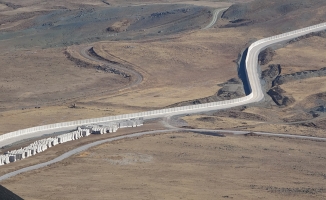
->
<box><xmin>258</xmin><ymin>47</ymin><xmax>276</xmax><ymax>65</ymax></box>
<box><xmin>0</xmin><ymin>0</ymin><xmax>255</xmax><ymax>135</ymax></box>
<box><xmin>107</xmin><ymin>19</ymin><xmax>131</xmax><ymax>32</ymax></box>
<box><xmin>83</xmin><ymin>26</ymin><xmax>263</xmax><ymax>111</ymax></box>
<box><xmin>2</xmin><ymin>132</ymin><xmax>326</xmax><ymax>200</ymax></box>
<box><xmin>221</xmin><ymin>0</ymin><xmax>326</xmax><ymax>34</ymax></box>
<box><xmin>0</xmin><ymin>1</ymin><xmax>326</xmax><ymax>199</ymax></box>
<box><xmin>0</xmin><ymin>119</ymin><xmax>166</xmax><ymax>177</ymax></box>
<box><xmin>265</xmin><ymin>35</ymin><xmax>326</xmax><ymax>75</ymax></box>
<box><xmin>213</xmin><ymin>109</ymin><xmax>268</xmax><ymax>121</ymax></box>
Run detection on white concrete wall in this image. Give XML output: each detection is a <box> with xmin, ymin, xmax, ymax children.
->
<box><xmin>0</xmin><ymin>95</ymin><xmax>253</xmax><ymax>143</ymax></box>
<box><xmin>1</xmin><ymin>22</ymin><xmax>326</xmax><ymax>144</ymax></box>
<box><xmin>0</xmin><ymin>120</ymin><xmax>142</xmax><ymax>166</ymax></box>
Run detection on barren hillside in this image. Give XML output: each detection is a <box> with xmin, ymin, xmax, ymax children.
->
<box><xmin>221</xmin><ymin>0</ymin><xmax>326</xmax><ymax>34</ymax></box>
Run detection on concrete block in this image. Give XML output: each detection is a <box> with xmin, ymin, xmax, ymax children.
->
<box><xmin>26</xmin><ymin>149</ymin><xmax>32</xmax><ymax>157</ymax></box>
<box><xmin>9</xmin><ymin>155</ymin><xmax>16</xmax><ymax>163</ymax></box>
<box><xmin>0</xmin><ymin>157</ymin><xmax>4</xmax><ymax>165</ymax></box>
<box><xmin>4</xmin><ymin>156</ymin><xmax>10</xmax><ymax>164</ymax></box>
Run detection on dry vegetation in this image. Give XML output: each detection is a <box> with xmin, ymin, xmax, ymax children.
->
<box><xmin>2</xmin><ymin>132</ymin><xmax>326</xmax><ymax>199</ymax></box>
<box><xmin>81</xmin><ymin>29</ymin><xmax>244</xmax><ymax>109</ymax></box>
<box><xmin>266</xmin><ymin>36</ymin><xmax>326</xmax><ymax>74</ymax></box>
<box><xmin>0</xmin><ymin>120</ymin><xmax>166</xmax><ymax>177</ymax></box>
<box><xmin>183</xmin><ymin>35</ymin><xmax>326</xmax><ymax>138</ymax></box>
<box><xmin>0</xmin><ymin>0</ymin><xmax>326</xmax><ymax>199</ymax></box>
<box><xmin>0</xmin><ymin>15</ymin><xmax>268</xmax><ymax>134</ymax></box>
<box><xmin>0</xmin><ymin>46</ymin><xmax>129</xmax><ymax>134</ymax></box>
<box><xmin>0</xmin><ymin>0</ymin><xmax>250</xmax><ymax>134</ymax></box>
<box><xmin>183</xmin><ymin>114</ymin><xmax>326</xmax><ymax>137</ymax></box>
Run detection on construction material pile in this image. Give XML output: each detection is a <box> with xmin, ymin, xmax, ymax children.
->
<box><xmin>0</xmin><ymin>118</ymin><xmax>143</xmax><ymax>166</ymax></box>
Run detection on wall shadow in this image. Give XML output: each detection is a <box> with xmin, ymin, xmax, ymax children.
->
<box><xmin>238</xmin><ymin>48</ymin><xmax>252</xmax><ymax>95</ymax></box>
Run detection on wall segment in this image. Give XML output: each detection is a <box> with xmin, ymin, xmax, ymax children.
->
<box><xmin>1</xmin><ymin>22</ymin><xmax>326</xmax><ymax>145</ymax></box>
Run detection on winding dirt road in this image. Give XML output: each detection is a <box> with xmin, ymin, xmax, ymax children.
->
<box><xmin>1</xmin><ymin>8</ymin><xmax>326</xmax><ymax>182</ymax></box>
<box><xmin>80</xmin><ymin>46</ymin><xmax>143</xmax><ymax>87</ymax></box>
<box><xmin>203</xmin><ymin>8</ymin><xmax>228</xmax><ymax>30</ymax></box>
<box><xmin>0</xmin><ymin>126</ymin><xmax>325</xmax><ymax>182</ymax></box>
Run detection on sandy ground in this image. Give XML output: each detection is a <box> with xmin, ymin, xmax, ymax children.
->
<box><xmin>2</xmin><ymin>132</ymin><xmax>326</xmax><ymax>200</ymax></box>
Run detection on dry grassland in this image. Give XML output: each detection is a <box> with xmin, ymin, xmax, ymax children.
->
<box><xmin>267</xmin><ymin>36</ymin><xmax>326</xmax><ymax>74</ymax></box>
<box><xmin>1</xmin><ymin>1</ymin><xmax>325</xmax><ymax>200</ymax></box>
<box><xmin>82</xmin><ymin>27</ymin><xmax>262</xmax><ymax>110</ymax></box>
<box><xmin>0</xmin><ymin>0</ymin><xmax>270</xmax><ymax>135</ymax></box>
<box><xmin>0</xmin><ymin>46</ymin><xmax>128</xmax><ymax>134</ymax></box>
<box><xmin>2</xmin><ymin>132</ymin><xmax>326</xmax><ymax>200</ymax></box>
<box><xmin>0</xmin><ymin>106</ymin><xmax>118</xmax><ymax>135</ymax></box>
<box><xmin>104</xmin><ymin>0</ymin><xmax>234</xmax><ymax>8</ymax></box>
<box><xmin>183</xmin><ymin>76</ymin><xmax>326</xmax><ymax>137</ymax></box>
<box><xmin>0</xmin><ymin>120</ymin><xmax>165</xmax><ymax>177</ymax></box>
<box><xmin>0</xmin><ymin>0</ymin><xmax>263</xmax><ymax>135</ymax></box>
<box><xmin>183</xmin><ymin>114</ymin><xmax>326</xmax><ymax>137</ymax></box>
<box><xmin>183</xmin><ymin>34</ymin><xmax>326</xmax><ymax>137</ymax></box>
<box><xmin>0</xmin><ymin>25</ymin><xmax>265</xmax><ymax>134</ymax></box>
<box><xmin>281</xmin><ymin>77</ymin><xmax>326</xmax><ymax>103</ymax></box>
<box><xmin>0</xmin><ymin>47</ymin><xmax>127</xmax><ymax>110</ymax></box>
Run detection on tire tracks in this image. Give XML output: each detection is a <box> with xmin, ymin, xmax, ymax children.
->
<box><xmin>80</xmin><ymin>46</ymin><xmax>143</xmax><ymax>87</ymax></box>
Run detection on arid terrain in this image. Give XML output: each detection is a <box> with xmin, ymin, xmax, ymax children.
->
<box><xmin>0</xmin><ymin>0</ymin><xmax>235</xmax><ymax>134</ymax></box>
<box><xmin>2</xmin><ymin>132</ymin><xmax>326</xmax><ymax>200</ymax></box>
<box><xmin>183</xmin><ymin>28</ymin><xmax>326</xmax><ymax>138</ymax></box>
<box><xmin>0</xmin><ymin>0</ymin><xmax>326</xmax><ymax>199</ymax></box>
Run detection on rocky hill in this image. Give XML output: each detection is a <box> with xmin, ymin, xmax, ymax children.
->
<box><xmin>221</xmin><ymin>0</ymin><xmax>326</xmax><ymax>33</ymax></box>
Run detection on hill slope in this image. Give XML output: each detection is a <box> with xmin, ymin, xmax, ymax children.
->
<box><xmin>221</xmin><ymin>0</ymin><xmax>326</xmax><ymax>33</ymax></box>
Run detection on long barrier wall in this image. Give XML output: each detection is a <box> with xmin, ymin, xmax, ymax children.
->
<box><xmin>245</xmin><ymin>22</ymin><xmax>326</xmax><ymax>104</ymax></box>
<box><xmin>1</xmin><ymin>22</ymin><xmax>326</xmax><ymax>143</ymax></box>
<box><xmin>0</xmin><ymin>94</ymin><xmax>253</xmax><ymax>142</ymax></box>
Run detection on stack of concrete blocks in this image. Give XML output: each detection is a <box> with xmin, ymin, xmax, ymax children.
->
<box><xmin>89</xmin><ymin>126</ymin><xmax>102</xmax><ymax>134</ymax></box>
<box><xmin>118</xmin><ymin>118</ymin><xmax>143</xmax><ymax>128</ymax></box>
<box><xmin>78</xmin><ymin>126</ymin><xmax>91</xmax><ymax>137</ymax></box>
<box><xmin>118</xmin><ymin>121</ymin><xmax>128</xmax><ymax>128</ymax></box>
<box><xmin>0</xmin><ymin>119</ymin><xmax>144</xmax><ymax>166</ymax></box>
<box><xmin>135</xmin><ymin>117</ymin><xmax>144</xmax><ymax>127</ymax></box>
<box><xmin>107</xmin><ymin>123</ymin><xmax>119</xmax><ymax>133</ymax></box>
<box><xmin>0</xmin><ymin>127</ymin><xmax>92</xmax><ymax>166</ymax></box>
<box><xmin>0</xmin><ymin>155</ymin><xmax>10</xmax><ymax>165</ymax></box>
<box><xmin>85</xmin><ymin>122</ymin><xmax>119</xmax><ymax>134</ymax></box>
<box><xmin>57</xmin><ymin>131</ymin><xmax>79</xmax><ymax>143</ymax></box>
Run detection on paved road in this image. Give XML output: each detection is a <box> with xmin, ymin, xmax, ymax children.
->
<box><xmin>203</xmin><ymin>8</ymin><xmax>228</xmax><ymax>30</ymax></box>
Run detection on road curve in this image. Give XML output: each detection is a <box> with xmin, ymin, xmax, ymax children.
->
<box><xmin>203</xmin><ymin>8</ymin><xmax>228</xmax><ymax>30</ymax></box>
<box><xmin>2</xmin><ymin>17</ymin><xmax>326</xmax><ymax>148</ymax></box>
<box><xmin>1</xmin><ymin>6</ymin><xmax>326</xmax><ymax>184</ymax></box>
<box><xmin>0</xmin><ymin>127</ymin><xmax>325</xmax><ymax>182</ymax></box>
